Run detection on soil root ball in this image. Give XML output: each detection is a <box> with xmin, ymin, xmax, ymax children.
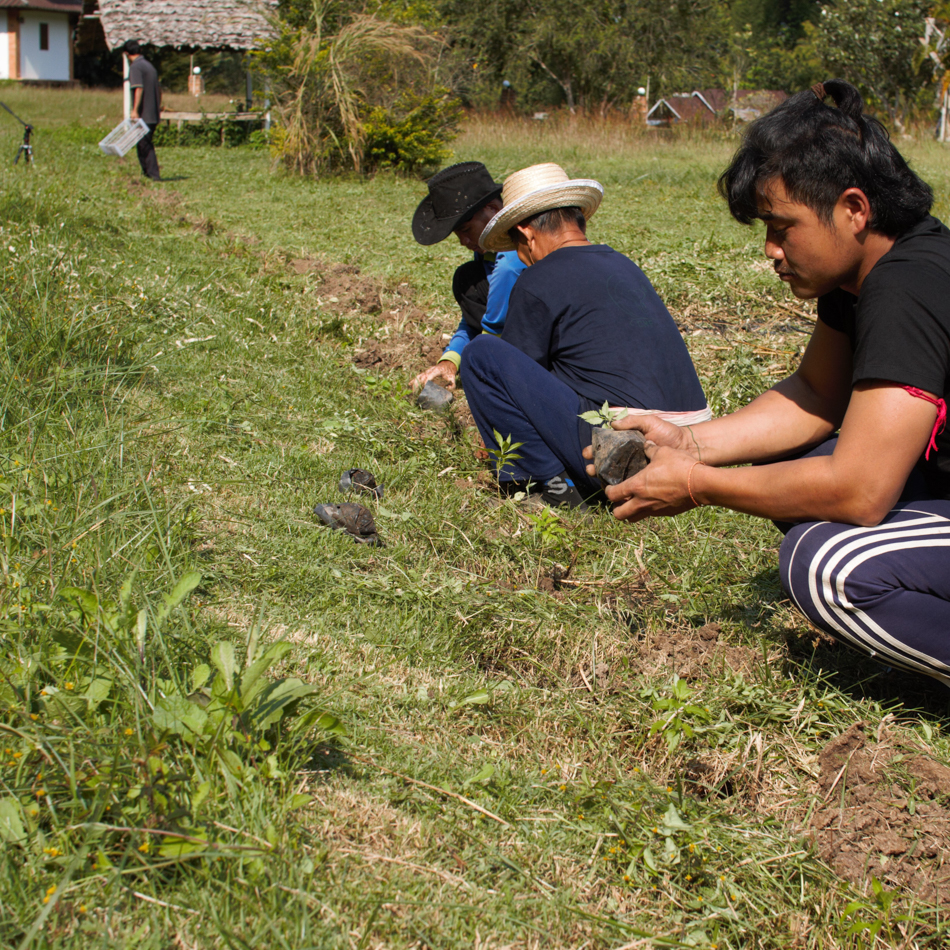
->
<box><xmin>591</xmin><ymin>427</ymin><xmax>648</xmax><ymax>485</ymax></box>
<box><xmin>339</xmin><ymin>468</ymin><xmax>383</xmax><ymax>500</ymax></box>
<box><xmin>313</xmin><ymin>502</ymin><xmax>383</xmax><ymax>545</ymax></box>
<box><xmin>417</xmin><ymin>381</ymin><xmax>454</xmax><ymax>411</ymax></box>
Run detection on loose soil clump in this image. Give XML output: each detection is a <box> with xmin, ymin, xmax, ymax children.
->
<box><xmin>809</xmin><ymin>721</ymin><xmax>950</xmax><ymax>906</ymax></box>
<box><xmin>633</xmin><ymin>622</ymin><xmax>758</xmax><ymax>679</ymax></box>
<box><xmin>289</xmin><ymin>258</ymin><xmax>382</xmax><ymax>315</ymax></box>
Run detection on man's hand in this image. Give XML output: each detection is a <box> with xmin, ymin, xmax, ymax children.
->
<box><xmin>582</xmin><ymin>414</ymin><xmax>696</xmax><ymax>478</ymax></box>
<box><xmin>411</xmin><ymin>360</ymin><xmax>457</xmax><ymax>392</ymax></box>
<box><xmin>600</xmin><ymin>442</ymin><xmax>701</xmax><ymax>522</ymax></box>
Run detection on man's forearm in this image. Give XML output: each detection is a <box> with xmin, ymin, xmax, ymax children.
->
<box><xmin>693</xmin><ymin>455</ymin><xmax>879</xmax><ymax>524</ymax></box>
<box><xmin>689</xmin><ymin>376</ymin><xmax>840</xmax><ymax>467</ymax></box>
<box><xmin>132</xmin><ymin>88</ymin><xmax>143</xmax><ymax>117</ymax></box>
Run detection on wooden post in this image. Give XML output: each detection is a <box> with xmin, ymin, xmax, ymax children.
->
<box><xmin>941</xmin><ymin>84</ymin><xmax>949</xmax><ymax>143</ymax></box>
<box><xmin>9</xmin><ymin>11</ymin><xmax>19</xmax><ymax>80</ymax></box>
<box><xmin>246</xmin><ymin>60</ymin><xmax>252</xmax><ymax>111</ymax></box>
<box><xmin>123</xmin><ymin>52</ymin><xmax>131</xmax><ymax>121</ymax></box>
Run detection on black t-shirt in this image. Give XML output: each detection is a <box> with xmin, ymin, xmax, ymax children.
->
<box><xmin>129</xmin><ymin>57</ymin><xmax>161</xmax><ymax>125</ymax></box>
<box><xmin>500</xmin><ymin>244</ymin><xmax>707</xmax><ymax>412</ymax></box>
<box><xmin>818</xmin><ymin>214</ymin><xmax>950</xmax><ymax>497</ymax></box>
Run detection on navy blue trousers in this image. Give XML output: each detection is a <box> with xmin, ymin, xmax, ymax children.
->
<box><xmin>461</xmin><ymin>334</ymin><xmax>600</xmax><ymax>495</ymax></box>
<box><xmin>778</xmin><ymin>439</ymin><xmax>950</xmax><ymax>685</ymax></box>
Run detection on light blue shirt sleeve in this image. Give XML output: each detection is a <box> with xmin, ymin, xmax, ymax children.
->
<box><xmin>440</xmin><ymin>315</ymin><xmax>477</xmax><ymax>368</ymax></box>
<box><xmin>481</xmin><ymin>251</ymin><xmax>527</xmax><ymax>336</ymax></box>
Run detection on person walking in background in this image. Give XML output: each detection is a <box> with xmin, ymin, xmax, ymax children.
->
<box><xmin>124</xmin><ymin>40</ymin><xmax>162</xmax><ymax>181</ymax></box>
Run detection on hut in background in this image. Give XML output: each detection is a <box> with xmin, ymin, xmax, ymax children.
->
<box><xmin>0</xmin><ymin>0</ymin><xmax>82</xmax><ymax>83</ymax></box>
<box><xmin>85</xmin><ymin>0</ymin><xmax>272</xmax><ymax>53</ymax></box>
<box><xmin>79</xmin><ymin>0</ymin><xmax>274</xmax><ymax>115</ymax></box>
<box><xmin>646</xmin><ymin>88</ymin><xmax>787</xmax><ymax>128</ymax></box>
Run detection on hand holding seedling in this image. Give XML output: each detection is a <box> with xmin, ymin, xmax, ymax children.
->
<box><xmin>583</xmin><ymin>413</ymin><xmax>705</xmax><ymax>519</ymax></box>
<box><xmin>596</xmin><ymin>441</ymin><xmax>705</xmax><ymax>521</ymax></box>
<box><xmin>410</xmin><ymin>360</ymin><xmax>457</xmax><ymax>392</ymax></box>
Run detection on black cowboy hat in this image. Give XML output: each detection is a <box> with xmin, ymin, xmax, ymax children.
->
<box><xmin>411</xmin><ymin>162</ymin><xmax>503</xmax><ymax>246</ymax></box>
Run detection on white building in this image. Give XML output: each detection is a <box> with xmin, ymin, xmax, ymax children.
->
<box><xmin>0</xmin><ymin>0</ymin><xmax>82</xmax><ymax>82</ymax></box>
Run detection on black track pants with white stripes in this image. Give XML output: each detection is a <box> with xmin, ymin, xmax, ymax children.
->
<box><xmin>780</xmin><ymin>499</ymin><xmax>950</xmax><ymax>685</ymax></box>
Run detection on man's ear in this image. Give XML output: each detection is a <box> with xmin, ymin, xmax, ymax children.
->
<box><xmin>839</xmin><ymin>187</ymin><xmax>873</xmax><ymax>234</ymax></box>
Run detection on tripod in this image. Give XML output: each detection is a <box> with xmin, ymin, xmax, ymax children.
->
<box><xmin>0</xmin><ymin>102</ymin><xmax>33</xmax><ymax>165</ymax></box>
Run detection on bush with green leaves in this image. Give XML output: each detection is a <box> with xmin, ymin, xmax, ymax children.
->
<box><xmin>362</xmin><ymin>91</ymin><xmax>461</xmax><ymax>175</ymax></box>
<box><xmin>152</xmin><ymin>117</ymin><xmax>267</xmax><ymax>149</ymax></box>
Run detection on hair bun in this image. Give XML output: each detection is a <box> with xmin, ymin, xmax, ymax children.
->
<box><xmin>822</xmin><ymin>78</ymin><xmax>864</xmax><ymax>122</ymax></box>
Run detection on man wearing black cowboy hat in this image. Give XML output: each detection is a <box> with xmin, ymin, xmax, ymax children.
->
<box><xmin>410</xmin><ymin>162</ymin><xmax>527</xmax><ymax>391</ymax></box>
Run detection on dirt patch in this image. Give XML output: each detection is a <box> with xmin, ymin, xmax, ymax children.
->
<box><xmin>349</xmin><ymin>281</ymin><xmax>448</xmax><ymax>372</ymax></box>
<box><xmin>288</xmin><ymin>258</ymin><xmax>382</xmax><ymax>316</ymax></box>
<box><xmin>809</xmin><ymin>721</ymin><xmax>950</xmax><ymax>906</ymax></box>
<box><xmin>631</xmin><ymin>622</ymin><xmax>758</xmax><ymax>679</ymax></box>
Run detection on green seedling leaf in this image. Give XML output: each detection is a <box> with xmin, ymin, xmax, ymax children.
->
<box><xmin>191</xmin><ymin>664</ymin><xmax>211</xmax><ymax>691</ymax></box>
<box><xmin>211</xmin><ymin>641</ymin><xmax>237</xmax><ymax>691</ymax></box>
<box><xmin>462</xmin><ymin>763</ymin><xmax>495</xmax><ymax>788</ymax></box>
<box><xmin>0</xmin><ymin>798</ymin><xmax>26</xmax><ymax>844</ymax></box>
<box><xmin>642</xmin><ymin>847</ymin><xmax>658</xmax><ymax>872</ymax></box>
<box><xmin>51</xmin><ymin>628</ymin><xmax>92</xmax><ymax>657</ymax></box>
<box><xmin>156</xmin><ymin>571</ymin><xmax>202</xmax><ymax>628</ymax></box>
<box><xmin>661</xmin><ymin>803</ymin><xmax>691</xmax><ymax>831</ymax></box>
<box><xmin>192</xmin><ymin>781</ymin><xmax>212</xmax><ymax>811</ymax></box>
<box><xmin>250</xmin><ymin>677</ymin><xmax>316</xmax><ymax>728</ymax></box>
<box><xmin>217</xmin><ymin>748</ymin><xmax>244</xmax><ymax>777</ymax></box>
<box><xmin>159</xmin><ymin>838</ymin><xmax>208</xmax><ymax>858</ymax></box>
<box><xmin>84</xmin><ymin>677</ymin><xmax>112</xmax><ymax>707</ymax></box>
<box><xmin>289</xmin><ymin>793</ymin><xmax>313</xmax><ymax>809</ymax></box>
<box><xmin>58</xmin><ymin>587</ymin><xmax>99</xmax><ymax>621</ymax></box>
<box><xmin>241</xmin><ymin>641</ymin><xmax>293</xmax><ymax>703</ymax></box>
<box><xmin>294</xmin><ymin>709</ymin><xmax>347</xmax><ymax>736</ymax></box>
<box><xmin>153</xmin><ymin>695</ymin><xmax>209</xmax><ymax>740</ymax></box>
<box><xmin>449</xmin><ymin>688</ymin><xmax>491</xmax><ymax>709</ymax></box>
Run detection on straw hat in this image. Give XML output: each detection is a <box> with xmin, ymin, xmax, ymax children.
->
<box><xmin>478</xmin><ymin>163</ymin><xmax>603</xmax><ymax>252</ymax></box>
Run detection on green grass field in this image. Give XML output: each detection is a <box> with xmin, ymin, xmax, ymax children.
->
<box><xmin>1</xmin><ymin>87</ymin><xmax>950</xmax><ymax>948</ymax></box>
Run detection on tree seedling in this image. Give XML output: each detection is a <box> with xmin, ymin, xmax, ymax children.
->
<box><xmin>579</xmin><ymin>401</ymin><xmax>628</xmax><ymax>429</ymax></box>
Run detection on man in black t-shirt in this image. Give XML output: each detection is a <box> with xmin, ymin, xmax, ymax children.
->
<box><xmin>125</xmin><ymin>40</ymin><xmax>162</xmax><ymax>181</ymax></box>
<box><xmin>591</xmin><ymin>80</ymin><xmax>950</xmax><ymax>688</ymax></box>
<box><xmin>461</xmin><ymin>163</ymin><xmax>709</xmax><ymax>510</ymax></box>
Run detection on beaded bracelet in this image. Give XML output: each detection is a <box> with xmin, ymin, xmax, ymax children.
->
<box><xmin>687</xmin><ymin>460</ymin><xmax>706</xmax><ymax>508</ymax></box>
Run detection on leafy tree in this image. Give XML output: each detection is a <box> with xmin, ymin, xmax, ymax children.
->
<box><xmin>438</xmin><ymin>0</ymin><xmax>730</xmax><ymax>112</ymax></box>
<box><xmin>806</xmin><ymin>0</ymin><xmax>935</xmax><ymax>129</ymax></box>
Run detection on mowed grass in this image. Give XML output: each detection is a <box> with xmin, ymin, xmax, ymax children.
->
<box><xmin>0</xmin><ymin>88</ymin><xmax>949</xmax><ymax>948</ymax></box>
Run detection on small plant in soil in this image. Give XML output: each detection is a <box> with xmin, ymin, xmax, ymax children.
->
<box><xmin>489</xmin><ymin>429</ymin><xmax>524</xmax><ymax>479</ymax></box>
<box><xmin>579</xmin><ymin>401</ymin><xmax>629</xmax><ymax>429</ymax></box>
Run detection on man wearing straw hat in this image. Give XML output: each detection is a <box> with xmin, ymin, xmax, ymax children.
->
<box><xmin>463</xmin><ymin>162</ymin><xmax>709</xmax><ymax>509</ymax></box>
<box><xmin>410</xmin><ymin>162</ymin><xmax>527</xmax><ymax>391</ymax></box>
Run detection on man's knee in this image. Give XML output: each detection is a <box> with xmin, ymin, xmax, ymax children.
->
<box><xmin>778</xmin><ymin>521</ymin><xmax>830</xmax><ymax>618</ymax></box>
<box><xmin>459</xmin><ymin>332</ymin><xmax>498</xmax><ymax>379</ymax></box>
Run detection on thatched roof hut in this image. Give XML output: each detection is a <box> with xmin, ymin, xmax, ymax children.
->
<box><xmin>94</xmin><ymin>0</ymin><xmax>274</xmax><ymax>51</ymax></box>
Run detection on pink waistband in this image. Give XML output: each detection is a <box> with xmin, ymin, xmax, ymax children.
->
<box><xmin>609</xmin><ymin>405</ymin><xmax>713</xmax><ymax>427</ymax></box>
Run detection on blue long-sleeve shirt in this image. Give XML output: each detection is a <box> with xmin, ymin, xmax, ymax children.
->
<box><xmin>441</xmin><ymin>251</ymin><xmax>527</xmax><ymax>369</ymax></box>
